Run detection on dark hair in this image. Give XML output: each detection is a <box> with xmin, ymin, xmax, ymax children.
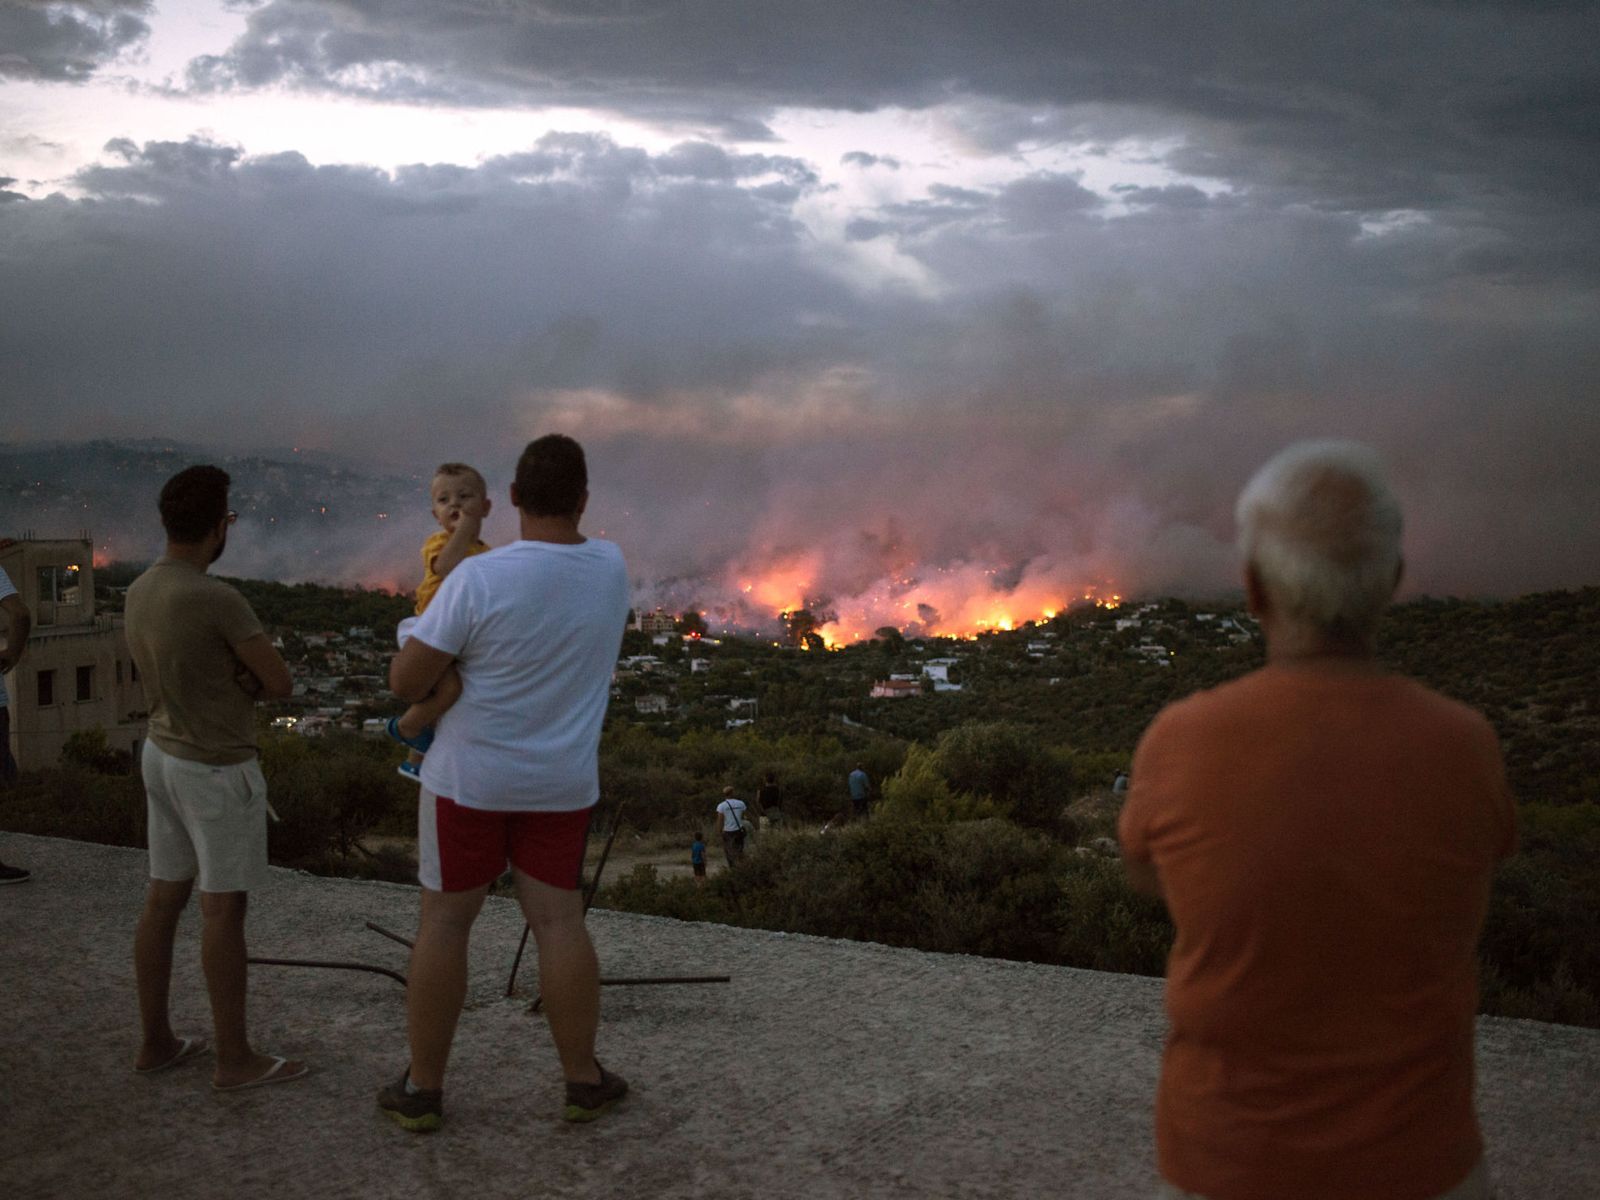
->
<box><xmin>159</xmin><ymin>465</ymin><xmax>231</xmax><ymax>543</ymax></box>
<box><xmin>514</xmin><ymin>434</ymin><xmax>587</xmax><ymax>517</ymax></box>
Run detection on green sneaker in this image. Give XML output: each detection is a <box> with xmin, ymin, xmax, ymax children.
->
<box><xmin>377</xmin><ymin>1071</ymin><xmax>443</xmax><ymax>1132</ymax></box>
<box><xmin>562</xmin><ymin>1062</ymin><xmax>628</xmax><ymax>1123</ymax></box>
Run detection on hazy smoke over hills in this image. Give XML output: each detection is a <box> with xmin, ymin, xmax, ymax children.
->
<box><xmin>2</xmin><ymin>3</ymin><xmax>1596</xmax><ymax>618</ymax></box>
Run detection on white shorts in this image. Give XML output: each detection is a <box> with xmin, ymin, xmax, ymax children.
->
<box><xmin>143</xmin><ymin>740</ymin><xmax>271</xmax><ymax>893</ymax></box>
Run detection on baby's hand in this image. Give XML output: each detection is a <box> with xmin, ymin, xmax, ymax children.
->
<box><xmin>445</xmin><ymin>498</ymin><xmax>486</xmax><ymax>531</ymax></box>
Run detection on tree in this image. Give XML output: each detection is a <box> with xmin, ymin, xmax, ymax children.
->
<box><xmin>783</xmin><ymin>608</ymin><xmax>819</xmax><ymax>647</ymax></box>
<box><xmin>679</xmin><ymin>610</ymin><xmax>708</xmax><ymax>637</ymax></box>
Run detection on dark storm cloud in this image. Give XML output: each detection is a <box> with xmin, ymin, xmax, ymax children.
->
<box><xmin>0</xmin><ymin>0</ymin><xmax>151</xmax><ymax>81</ymax></box>
<box><xmin>4</xmin><ymin>123</ymin><xmax>1596</xmax><ymax>599</ymax></box>
<box><xmin>182</xmin><ymin>2</ymin><xmax>1599</xmax><ymax>207</ymax></box>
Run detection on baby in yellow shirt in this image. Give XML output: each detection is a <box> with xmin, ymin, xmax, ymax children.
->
<box><xmin>388</xmin><ymin>462</ymin><xmax>493</xmax><ymax>780</ymax></box>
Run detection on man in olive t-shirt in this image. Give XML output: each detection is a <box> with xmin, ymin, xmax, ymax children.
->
<box><xmin>124</xmin><ymin>465</ymin><xmax>308</xmax><ymax>1091</ymax></box>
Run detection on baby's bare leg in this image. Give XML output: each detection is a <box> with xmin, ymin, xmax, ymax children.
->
<box><xmin>396</xmin><ymin>664</ymin><xmax>463</xmax><ymax>740</ymax></box>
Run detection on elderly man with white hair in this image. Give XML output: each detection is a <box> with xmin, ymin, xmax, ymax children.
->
<box><xmin>1119</xmin><ymin>440</ymin><xmax>1515</xmax><ymax>1200</ymax></box>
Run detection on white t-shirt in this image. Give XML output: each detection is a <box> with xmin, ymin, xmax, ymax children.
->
<box><xmin>0</xmin><ymin>567</ymin><xmax>16</xmax><ymax>708</ymax></box>
<box><xmin>716</xmin><ymin>798</ymin><xmax>749</xmax><ymax>832</ymax></box>
<box><xmin>409</xmin><ymin>537</ymin><xmax>629</xmax><ymax>812</ymax></box>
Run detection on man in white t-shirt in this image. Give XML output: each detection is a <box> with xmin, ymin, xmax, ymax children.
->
<box><xmin>0</xmin><ymin>557</ymin><xmax>33</xmax><ymax>883</ymax></box>
<box><xmin>715</xmin><ymin>786</ymin><xmax>750</xmax><ymax>867</ymax></box>
<box><xmin>378</xmin><ymin>434</ymin><xmax>631</xmax><ymax>1133</ymax></box>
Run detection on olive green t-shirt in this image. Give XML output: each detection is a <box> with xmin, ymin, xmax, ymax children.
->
<box><xmin>125</xmin><ymin>558</ymin><xmax>265</xmax><ymax>765</ymax></box>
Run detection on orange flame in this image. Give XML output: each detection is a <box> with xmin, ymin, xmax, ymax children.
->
<box><xmin>728</xmin><ymin>558</ymin><xmax>1123</xmax><ymax>646</ymax></box>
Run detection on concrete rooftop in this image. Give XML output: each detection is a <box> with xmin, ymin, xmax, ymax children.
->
<box><xmin>4</xmin><ymin>831</ymin><xmax>1598</xmax><ymax>1199</ymax></box>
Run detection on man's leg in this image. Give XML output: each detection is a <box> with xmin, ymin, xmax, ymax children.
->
<box><xmin>133</xmin><ymin>878</ymin><xmax>194</xmax><ymax>1069</ymax></box>
<box><xmin>405</xmin><ymin>884</ymin><xmax>489</xmax><ymax>1090</ymax></box>
<box><xmin>512</xmin><ymin>871</ymin><xmax>601</xmax><ymax>1085</ymax></box>
<box><xmin>0</xmin><ymin>705</ymin><xmax>24</xmax><ymax>881</ymax></box>
<box><xmin>200</xmin><ymin>890</ymin><xmax>304</xmax><ymax>1088</ymax></box>
<box><xmin>0</xmin><ymin>703</ymin><xmax>16</xmax><ymax>787</ymax></box>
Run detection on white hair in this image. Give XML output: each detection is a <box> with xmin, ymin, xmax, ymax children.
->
<box><xmin>1235</xmin><ymin>439</ymin><xmax>1402</xmax><ymax>637</ymax></box>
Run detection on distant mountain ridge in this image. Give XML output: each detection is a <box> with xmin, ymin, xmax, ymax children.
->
<box><xmin>0</xmin><ymin>439</ymin><xmax>429</xmax><ymax>588</ymax></box>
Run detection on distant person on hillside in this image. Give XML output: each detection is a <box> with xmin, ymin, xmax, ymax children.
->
<box><xmin>378</xmin><ymin>434</ymin><xmax>630</xmax><ymax>1132</ymax></box>
<box><xmin>0</xmin><ymin>553</ymin><xmax>33</xmax><ymax>883</ymax></box>
<box><xmin>1119</xmin><ymin>440</ymin><xmax>1515</xmax><ymax>1200</ymax></box>
<box><xmin>690</xmin><ymin>831</ymin><xmax>707</xmax><ymax>884</ymax></box>
<box><xmin>386</xmin><ymin>462</ymin><xmax>494</xmax><ymax>781</ymax></box>
<box><xmin>756</xmin><ymin>770</ymin><xmax>782</xmax><ymax>829</ymax></box>
<box><xmin>125</xmin><ymin>466</ymin><xmax>308</xmax><ymax>1090</ymax></box>
<box><xmin>716</xmin><ymin>786</ymin><xmax>750</xmax><ymax>866</ymax></box>
<box><xmin>847</xmin><ymin>763</ymin><xmax>871</xmax><ymax>819</ymax></box>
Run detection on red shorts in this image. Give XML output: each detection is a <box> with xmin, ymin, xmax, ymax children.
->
<box><xmin>417</xmin><ymin>789</ymin><xmax>592</xmax><ymax>893</ymax></box>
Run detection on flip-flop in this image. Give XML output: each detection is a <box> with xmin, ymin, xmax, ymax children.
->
<box><xmin>212</xmin><ymin>1056</ymin><xmax>311</xmax><ymax>1093</ymax></box>
<box><xmin>135</xmin><ymin>1035</ymin><xmax>211</xmax><ymax>1075</ymax></box>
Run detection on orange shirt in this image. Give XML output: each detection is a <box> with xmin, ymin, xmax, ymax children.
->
<box><xmin>1120</xmin><ymin>665</ymin><xmax>1514</xmax><ymax>1200</ymax></box>
<box><xmin>414</xmin><ymin>529</ymin><xmax>491</xmax><ymax>615</ymax></box>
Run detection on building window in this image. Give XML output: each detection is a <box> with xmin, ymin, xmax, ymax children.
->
<box><xmin>35</xmin><ymin>566</ymin><xmax>84</xmax><ymax>624</ymax></box>
<box><xmin>130</xmin><ymin>661</ymin><xmax>140</xmax><ymax>683</ymax></box>
<box><xmin>115</xmin><ymin>660</ymin><xmax>123</xmax><ymax>686</ymax></box>
<box><xmin>37</xmin><ymin>669</ymin><xmax>55</xmax><ymax>707</ymax></box>
<box><xmin>77</xmin><ymin>665</ymin><xmax>95</xmax><ymax>702</ymax></box>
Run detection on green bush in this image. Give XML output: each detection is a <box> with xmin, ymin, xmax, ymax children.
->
<box><xmin>878</xmin><ymin>743</ymin><xmax>1005</xmax><ymax>823</ymax></box>
<box><xmin>260</xmin><ymin>731</ymin><xmax>412</xmax><ymax>870</ymax></box>
<box><xmin>872</xmin><ymin>721</ymin><xmax>1072</xmax><ymax>830</ymax></box>
<box><xmin>0</xmin><ymin>765</ymin><xmax>145</xmax><ymax>848</ymax></box>
<box><xmin>1476</xmin><ymin>804</ymin><xmax>1600</xmax><ymax>1026</ymax></box>
<box><xmin>598</xmin><ymin>818</ymin><xmax>1169</xmax><ymax>970</ymax></box>
<box><xmin>61</xmin><ymin>728</ymin><xmax>134</xmax><ymax>775</ymax></box>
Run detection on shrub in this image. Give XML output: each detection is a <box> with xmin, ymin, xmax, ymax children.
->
<box><xmin>260</xmin><ymin>731</ymin><xmax>412</xmax><ymax>870</ymax></box>
<box><xmin>597</xmin><ymin>818</ymin><xmax>1152</xmax><ymax>968</ymax></box>
<box><xmin>879</xmin><ymin>743</ymin><xmax>1005</xmax><ymax>823</ymax></box>
<box><xmin>61</xmin><ymin>728</ymin><xmax>133</xmax><ymax>775</ymax></box>
<box><xmin>0</xmin><ymin>765</ymin><xmax>144</xmax><ymax>848</ymax></box>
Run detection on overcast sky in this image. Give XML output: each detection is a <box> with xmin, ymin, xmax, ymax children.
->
<box><xmin>2</xmin><ymin>0</ymin><xmax>1596</xmax><ymax>628</ymax></box>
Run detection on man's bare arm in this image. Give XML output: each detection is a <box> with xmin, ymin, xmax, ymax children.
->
<box><xmin>391</xmin><ymin>638</ymin><xmax>456</xmax><ymax>704</ymax></box>
<box><xmin>0</xmin><ymin>594</ymin><xmax>32</xmax><ymax>674</ymax></box>
<box><xmin>233</xmin><ymin>633</ymin><xmax>293</xmax><ymax>700</ymax></box>
<box><xmin>1123</xmin><ymin>857</ymin><xmax>1164</xmax><ymax>900</ymax></box>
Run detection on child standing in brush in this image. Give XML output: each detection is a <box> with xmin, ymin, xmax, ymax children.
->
<box><xmin>690</xmin><ymin>831</ymin><xmax>707</xmax><ymax>885</ymax></box>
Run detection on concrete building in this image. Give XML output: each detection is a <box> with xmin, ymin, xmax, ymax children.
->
<box><xmin>636</xmin><ymin>609</ymin><xmax>678</xmax><ymax>635</ymax></box>
<box><xmin>1</xmin><ymin>537</ymin><xmax>145</xmax><ymax>770</ymax></box>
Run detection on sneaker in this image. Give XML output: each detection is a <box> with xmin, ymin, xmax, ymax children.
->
<box><xmin>562</xmin><ymin>1062</ymin><xmax>628</xmax><ymax>1123</ymax></box>
<box><xmin>396</xmin><ymin>761</ymin><xmax>422</xmax><ymax>782</ymax></box>
<box><xmin>0</xmin><ymin>862</ymin><xmax>30</xmax><ymax>885</ymax></box>
<box><xmin>385</xmin><ymin>716</ymin><xmax>434</xmax><ymax>754</ymax></box>
<box><xmin>376</xmin><ymin>1071</ymin><xmax>443</xmax><ymax>1132</ymax></box>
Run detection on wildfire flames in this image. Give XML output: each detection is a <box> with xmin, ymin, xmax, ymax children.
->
<box><xmin>732</xmin><ymin>553</ymin><xmax>1121</xmax><ymax>647</ymax></box>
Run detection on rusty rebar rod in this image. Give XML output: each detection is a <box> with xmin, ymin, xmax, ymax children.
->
<box><xmin>364</xmin><ymin>920</ymin><xmax>415</xmax><ymax>949</ymax></box>
<box><xmin>248</xmin><ymin>956</ymin><xmax>407</xmax><ymax>986</ymax></box>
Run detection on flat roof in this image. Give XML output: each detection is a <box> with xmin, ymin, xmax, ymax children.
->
<box><xmin>6</xmin><ymin>832</ymin><xmax>1598</xmax><ymax>1199</ymax></box>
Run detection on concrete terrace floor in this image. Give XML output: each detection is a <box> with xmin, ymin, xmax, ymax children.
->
<box><xmin>3</xmin><ymin>831</ymin><xmax>1598</xmax><ymax>1200</ymax></box>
